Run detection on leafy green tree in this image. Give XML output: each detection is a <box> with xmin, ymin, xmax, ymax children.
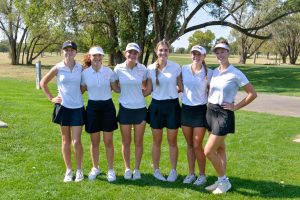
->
<box><xmin>188</xmin><ymin>30</ymin><xmax>215</xmax><ymax>52</ymax></box>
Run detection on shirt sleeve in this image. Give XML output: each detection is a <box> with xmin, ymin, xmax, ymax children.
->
<box><xmin>176</xmin><ymin>64</ymin><xmax>182</xmax><ymax>77</ymax></box>
<box><xmin>236</xmin><ymin>70</ymin><xmax>249</xmax><ymax>87</ymax></box>
<box><xmin>109</xmin><ymin>68</ymin><xmax>117</xmax><ymax>82</ymax></box>
<box><xmin>207</xmin><ymin>68</ymin><xmax>213</xmax><ymax>84</ymax></box>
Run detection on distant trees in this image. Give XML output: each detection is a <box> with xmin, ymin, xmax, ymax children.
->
<box><xmin>1</xmin><ymin>0</ymin><xmax>300</xmax><ymax>65</ymax></box>
<box><xmin>188</xmin><ymin>30</ymin><xmax>215</xmax><ymax>53</ymax></box>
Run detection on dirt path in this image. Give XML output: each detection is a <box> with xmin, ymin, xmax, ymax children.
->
<box><xmin>236</xmin><ymin>92</ymin><xmax>300</xmax><ymax>117</ymax></box>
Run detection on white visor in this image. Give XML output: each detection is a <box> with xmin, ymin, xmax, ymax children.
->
<box><xmin>191</xmin><ymin>45</ymin><xmax>207</xmax><ymax>55</ymax></box>
<box><xmin>89</xmin><ymin>47</ymin><xmax>105</xmax><ymax>55</ymax></box>
<box><xmin>213</xmin><ymin>43</ymin><xmax>230</xmax><ymax>52</ymax></box>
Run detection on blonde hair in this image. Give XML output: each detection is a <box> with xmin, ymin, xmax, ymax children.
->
<box><xmin>155</xmin><ymin>39</ymin><xmax>170</xmax><ymax>86</ymax></box>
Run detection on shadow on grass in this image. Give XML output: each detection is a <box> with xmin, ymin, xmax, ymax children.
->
<box><xmin>101</xmin><ymin>174</ymin><xmax>300</xmax><ymax>198</ymax></box>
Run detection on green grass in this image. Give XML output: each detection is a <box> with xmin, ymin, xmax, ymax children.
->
<box><xmin>0</xmin><ymin>78</ymin><xmax>300</xmax><ymax>200</ymax></box>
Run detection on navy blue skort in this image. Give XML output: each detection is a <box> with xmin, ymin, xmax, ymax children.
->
<box><xmin>117</xmin><ymin>104</ymin><xmax>147</xmax><ymax>125</ymax></box>
<box><xmin>52</xmin><ymin>104</ymin><xmax>85</xmax><ymax>126</ymax></box>
<box><xmin>85</xmin><ymin>99</ymin><xmax>118</xmax><ymax>133</ymax></box>
<box><xmin>181</xmin><ymin>103</ymin><xmax>208</xmax><ymax>128</ymax></box>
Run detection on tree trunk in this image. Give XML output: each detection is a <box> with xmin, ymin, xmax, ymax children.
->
<box><xmin>239</xmin><ymin>53</ymin><xmax>247</xmax><ymax>64</ymax></box>
<box><xmin>282</xmin><ymin>56</ymin><xmax>287</xmax><ymax>64</ymax></box>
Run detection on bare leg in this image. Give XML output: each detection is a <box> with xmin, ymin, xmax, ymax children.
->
<box><xmin>182</xmin><ymin>126</ymin><xmax>195</xmax><ymax>174</ymax></box>
<box><xmin>60</xmin><ymin>126</ymin><xmax>72</xmax><ymax>169</ymax></box>
<box><xmin>152</xmin><ymin>128</ymin><xmax>163</xmax><ymax>170</ymax></box>
<box><xmin>133</xmin><ymin>121</ymin><xmax>146</xmax><ymax>170</ymax></box>
<box><xmin>167</xmin><ymin>129</ymin><xmax>178</xmax><ymax>170</ymax></box>
<box><xmin>103</xmin><ymin>131</ymin><xmax>114</xmax><ymax>170</ymax></box>
<box><xmin>193</xmin><ymin>127</ymin><xmax>206</xmax><ymax>175</ymax></box>
<box><xmin>71</xmin><ymin>126</ymin><xmax>83</xmax><ymax>169</ymax></box>
<box><xmin>204</xmin><ymin>134</ymin><xmax>226</xmax><ymax>177</ymax></box>
<box><xmin>120</xmin><ymin>124</ymin><xmax>132</xmax><ymax>170</ymax></box>
<box><xmin>90</xmin><ymin>132</ymin><xmax>100</xmax><ymax>169</ymax></box>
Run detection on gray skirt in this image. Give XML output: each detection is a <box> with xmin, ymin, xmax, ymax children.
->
<box><xmin>206</xmin><ymin>103</ymin><xmax>235</xmax><ymax>136</ymax></box>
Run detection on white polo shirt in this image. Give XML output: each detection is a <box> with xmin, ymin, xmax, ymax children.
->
<box><xmin>147</xmin><ymin>60</ymin><xmax>181</xmax><ymax>100</ymax></box>
<box><xmin>56</xmin><ymin>61</ymin><xmax>84</xmax><ymax>108</ymax></box>
<box><xmin>114</xmin><ymin>62</ymin><xmax>147</xmax><ymax>109</ymax></box>
<box><xmin>81</xmin><ymin>65</ymin><xmax>116</xmax><ymax>101</ymax></box>
<box><xmin>208</xmin><ymin>64</ymin><xmax>249</xmax><ymax>105</ymax></box>
<box><xmin>181</xmin><ymin>64</ymin><xmax>213</xmax><ymax>106</ymax></box>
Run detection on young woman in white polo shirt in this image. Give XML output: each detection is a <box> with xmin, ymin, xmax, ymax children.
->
<box><xmin>40</xmin><ymin>41</ymin><xmax>85</xmax><ymax>183</ymax></box>
<box><xmin>81</xmin><ymin>46</ymin><xmax>119</xmax><ymax>182</ymax></box>
<box><xmin>204</xmin><ymin>39</ymin><xmax>257</xmax><ymax>194</ymax></box>
<box><xmin>113</xmin><ymin>43</ymin><xmax>148</xmax><ymax>180</ymax></box>
<box><xmin>181</xmin><ymin>45</ymin><xmax>212</xmax><ymax>186</ymax></box>
<box><xmin>145</xmin><ymin>39</ymin><xmax>183</xmax><ymax>182</ymax></box>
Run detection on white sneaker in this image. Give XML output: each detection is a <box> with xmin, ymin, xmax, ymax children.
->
<box><xmin>205</xmin><ymin>181</ymin><xmax>219</xmax><ymax>191</ymax></box>
<box><xmin>153</xmin><ymin>169</ymin><xmax>166</xmax><ymax>181</ymax></box>
<box><xmin>107</xmin><ymin>169</ymin><xmax>116</xmax><ymax>182</ymax></box>
<box><xmin>124</xmin><ymin>169</ymin><xmax>132</xmax><ymax>180</ymax></box>
<box><xmin>167</xmin><ymin>169</ymin><xmax>178</xmax><ymax>182</ymax></box>
<box><xmin>212</xmin><ymin>179</ymin><xmax>232</xmax><ymax>194</ymax></box>
<box><xmin>88</xmin><ymin>168</ymin><xmax>100</xmax><ymax>180</ymax></box>
<box><xmin>75</xmin><ymin>169</ymin><xmax>84</xmax><ymax>182</ymax></box>
<box><xmin>193</xmin><ymin>175</ymin><xmax>207</xmax><ymax>186</ymax></box>
<box><xmin>63</xmin><ymin>169</ymin><xmax>73</xmax><ymax>182</ymax></box>
<box><xmin>132</xmin><ymin>169</ymin><xmax>141</xmax><ymax>180</ymax></box>
<box><xmin>183</xmin><ymin>173</ymin><xmax>196</xmax><ymax>184</ymax></box>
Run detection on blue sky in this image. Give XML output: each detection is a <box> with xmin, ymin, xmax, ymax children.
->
<box><xmin>172</xmin><ymin>4</ymin><xmax>231</xmax><ymax>49</ymax></box>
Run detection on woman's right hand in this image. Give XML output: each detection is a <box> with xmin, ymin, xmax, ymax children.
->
<box><xmin>51</xmin><ymin>96</ymin><xmax>62</xmax><ymax>104</ymax></box>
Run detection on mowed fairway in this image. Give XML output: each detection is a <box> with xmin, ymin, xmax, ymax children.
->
<box><xmin>0</xmin><ymin>53</ymin><xmax>300</xmax><ymax>199</ymax></box>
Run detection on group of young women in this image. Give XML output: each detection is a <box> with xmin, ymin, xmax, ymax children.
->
<box><xmin>40</xmin><ymin>39</ymin><xmax>257</xmax><ymax>194</ymax></box>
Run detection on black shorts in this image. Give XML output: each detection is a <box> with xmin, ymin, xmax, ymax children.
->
<box><xmin>52</xmin><ymin>104</ymin><xmax>85</xmax><ymax>126</ymax></box>
<box><xmin>85</xmin><ymin>99</ymin><xmax>118</xmax><ymax>133</ymax></box>
<box><xmin>147</xmin><ymin>98</ymin><xmax>181</xmax><ymax>129</ymax></box>
<box><xmin>117</xmin><ymin>104</ymin><xmax>147</xmax><ymax>125</ymax></box>
<box><xmin>206</xmin><ymin>103</ymin><xmax>235</xmax><ymax>136</ymax></box>
<box><xmin>181</xmin><ymin>104</ymin><xmax>208</xmax><ymax>128</ymax></box>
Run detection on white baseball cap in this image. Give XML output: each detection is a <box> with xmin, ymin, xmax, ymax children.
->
<box><xmin>212</xmin><ymin>43</ymin><xmax>230</xmax><ymax>52</ymax></box>
<box><xmin>191</xmin><ymin>45</ymin><xmax>207</xmax><ymax>54</ymax></box>
<box><xmin>125</xmin><ymin>43</ymin><xmax>141</xmax><ymax>53</ymax></box>
<box><xmin>89</xmin><ymin>47</ymin><xmax>105</xmax><ymax>55</ymax></box>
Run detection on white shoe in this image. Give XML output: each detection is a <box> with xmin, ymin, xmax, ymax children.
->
<box><xmin>194</xmin><ymin>175</ymin><xmax>207</xmax><ymax>186</ymax></box>
<box><xmin>75</xmin><ymin>169</ymin><xmax>84</xmax><ymax>182</ymax></box>
<box><xmin>153</xmin><ymin>169</ymin><xmax>166</xmax><ymax>181</ymax></box>
<box><xmin>63</xmin><ymin>169</ymin><xmax>73</xmax><ymax>182</ymax></box>
<box><xmin>183</xmin><ymin>173</ymin><xmax>196</xmax><ymax>184</ymax></box>
<box><xmin>167</xmin><ymin>169</ymin><xmax>178</xmax><ymax>182</ymax></box>
<box><xmin>212</xmin><ymin>179</ymin><xmax>232</xmax><ymax>194</ymax></box>
<box><xmin>107</xmin><ymin>169</ymin><xmax>116</xmax><ymax>182</ymax></box>
<box><xmin>205</xmin><ymin>181</ymin><xmax>219</xmax><ymax>191</ymax></box>
<box><xmin>88</xmin><ymin>168</ymin><xmax>100</xmax><ymax>180</ymax></box>
<box><xmin>133</xmin><ymin>169</ymin><xmax>141</xmax><ymax>180</ymax></box>
<box><xmin>124</xmin><ymin>169</ymin><xmax>132</xmax><ymax>180</ymax></box>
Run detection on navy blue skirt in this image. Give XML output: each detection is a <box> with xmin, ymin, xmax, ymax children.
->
<box><xmin>181</xmin><ymin>104</ymin><xmax>208</xmax><ymax>128</ymax></box>
<box><xmin>206</xmin><ymin>103</ymin><xmax>235</xmax><ymax>136</ymax></box>
<box><xmin>117</xmin><ymin>104</ymin><xmax>147</xmax><ymax>125</ymax></box>
<box><xmin>52</xmin><ymin>104</ymin><xmax>85</xmax><ymax>126</ymax></box>
<box><xmin>85</xmin><ymin>99</ymin><xmax>118</xmax><ymax>133</ymax></box>
<box><xmin>147</xmin><ymin>98</ymin><xmax>181</xmax><ymax>129</ymax></box>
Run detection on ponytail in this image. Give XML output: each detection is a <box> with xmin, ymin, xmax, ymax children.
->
<box><xmin>202</xmin><ymin>60</ymin><xmax>208</xmax><ymax>80</ymax></box>
<box><xmin>82</xmin><ymin>53</ymin><xmax>91</xmax><ymax>69</ymax></box>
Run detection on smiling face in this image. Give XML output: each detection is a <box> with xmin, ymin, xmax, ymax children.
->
<box><xmin>125</xmin><ymin>50</ymin><xmax>139</xmax><ymax>64</ymax></box>
<box><xmin>191</xmin><ymin>51</ymin><xmax>206</xmax><ymax>64</ymax></box>
<box><xmin>62</xmin><ymin>47</ymin><xmax>77</xmax><ymax>61</ymax></box>
<box><xmin>155</xmin><ymin>44</ymin><xmax>169</xmax><ymax>61</ymax></box>
<box><xmin>90</xmin><ymin>54</ymin><xmax>103</xmax><ymax>66</ymax></box>
<box><xmin>214</xmin><ymin>48</ymin><xmax>230</xmax><ymax>64</ymax></box>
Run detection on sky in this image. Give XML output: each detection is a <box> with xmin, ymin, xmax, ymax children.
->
<box><xmin>171</xmin><ymin>5</ymin><xmax>231</xmax><ymax>49</ymax></box>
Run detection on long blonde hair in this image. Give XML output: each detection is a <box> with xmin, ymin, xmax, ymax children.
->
<box><xmin>155</xmin><ymin>39</ymin><xmax>170</xmax><ymax>86</ymax></box>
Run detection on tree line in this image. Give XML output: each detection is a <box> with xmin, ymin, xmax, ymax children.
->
<box><xmin>0</xmin><ymin>0</ymin><xmax>299</xmax><ymax>65</ymax></box>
